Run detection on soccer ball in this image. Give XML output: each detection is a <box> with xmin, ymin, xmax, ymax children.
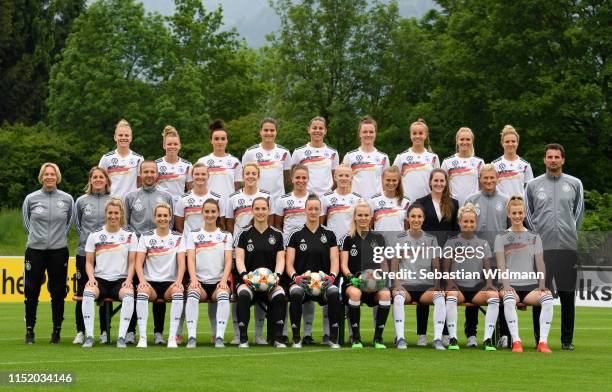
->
<box><xmin>303</xmin><ymin>270</ymin><xmax>327</xmax><ymax>297</ymax></box>
<box><xmin>359</xmin><ymin>269</ymin><xmax>386</xmax><ymax>293</ymax></box>
<box><xmin>248</xmin><ymin>267</ymin><xmax>277</xmax><ymax>292</ymax></box>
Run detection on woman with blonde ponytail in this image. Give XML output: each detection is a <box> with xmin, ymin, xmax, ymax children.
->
<box><xmin>491</xmin><ymin>125</ymin><xmax>534</xmax><ymax>197</ymax></box>
<box><xmin>156</xmin><ymin>125</ymin><xmax>193</xmax><ymax>206</ymax></box>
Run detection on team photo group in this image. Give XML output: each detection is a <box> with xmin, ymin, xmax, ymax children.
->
<box><xmin>22</xmin><ymin>115</ymin><xmax>584</xmax><ymax>353</ymax></box>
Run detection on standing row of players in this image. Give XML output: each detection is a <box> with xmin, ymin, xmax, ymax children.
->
<box><xmin>22</xmin><ymin>116</ymin><xmax>583</xmax><ymax>351</ymax></box>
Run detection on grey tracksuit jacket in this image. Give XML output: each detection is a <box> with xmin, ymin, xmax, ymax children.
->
<box><xmin>74</xmin><ymin>192</ymin><xmax>111</xmax><ymax>256</ymax></box>
<box><xmin>22</xmin><ymin>188</ymin><xmax>74</xmax><ymax>250</ymax></box>
<box><xmin>124</xmin><ymin>186</ymin><xmax>173</xmax><ymax>236</ymax></box>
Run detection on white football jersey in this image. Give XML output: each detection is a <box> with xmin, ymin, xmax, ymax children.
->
<box><xmin>174</xmin><ymin>190</ymin><xmax>226</xmax><ymax>233</ymax></box>
<box><xmin>137</xmin><ymin>230</ymin><xmax>185</xmax><ymax>282</ymax></box>
<box><xmin>99</xmin><ymin>150</ymin><xmax>143</xmax><ymax>198</ymax></box>
<box><xmin>492</xmin><ymin>156</ymin><xmax>533</xmax><ymax>198</ymax></box>
<box><xmin>445</xmin><ymin>234</ymin><xmax>492</xmax><ymax>288</ymax></box>
<box><xmin>291</xmin><ymin>143</ymin><xmax>339</xmax><ymax>196</ymax></box>
<box><xmin>85</xmin><ymin>227</ymin><xmax>137</xmax><ymax>281</ymax></box>
<box><xmin>396</xmin><ymin>231</ymin><xmax>439</xmax><ymax>287</ymax></box>
<box><xmin>368</xmin><ymin>193</ymin><xmax>411</xmax><ymax>232</ymax></box>
<box><xmin>494</xmin><ymin>229</ymin><xmax>542</xmax><ymax>287</ymax></box>
<box><xmin>441</xmin><ymin>154</ymin><xmax>484</xmax><ymax>206</ymax></box>
<box><xmin>155</xmin><ymin>157</ymin><xmax>192</xmax><ymax>205</ymax></box>
<box><xmin>184</xmin><ymin>228</ymin><xmax>233</xmax><ymax>284</ymax></box>
<box><xmin>226</xmin><ymin>189</ymin><xmax>273</xmax><ymax>239</ymax></box>
<box><xmin>242</xmin><ymin>144</ymin><xmax>291</xmax><ymax>200</ymax></box>
<box><xmin>342</xmin><ymin>148</ymin><xmax>389</xmax><ymax>199</ymax></box>
<box><xmin>274</xmin><ymin>192</ymin><xmax>310</xmax><ymax>242</ymax></box>
<box><xmin>321</xmin><ymin>190</ymin><xmax>363</xmax><ymax>244</ymax></box>
<box><xmin>197</xmin><ymin>153</ymin><xmax>243</xmax><ymax>199</ymax></box>
<box><xmin>393</xmin><ymin>148</ymin><xmax>440</xmax><ymax>201</ymax></box>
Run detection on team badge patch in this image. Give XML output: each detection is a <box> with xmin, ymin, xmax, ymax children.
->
<box><xmin>350</xmin><ymin>249</ymin><xmax>358</xmax><ymax>257</ymax></box>
<box><xmin>134</xmin><ymin>199</ymin><xmax>144</xmax><ymax>212</ymax></box>
<box><xmin>84</xmin><ymin>204</ymin><xmax>93</xmax><ymax>216</ymax></box>
<box><xmin>562</xmin><ymin>184</ymin><xmax>571</xmax><ymax>193</ymax></box>
<box><xmin>268</xmin><ymin>236</ymin><xmax>277</xmax><ymax>245</ymax></box>
<box><xmin>247</xmin><ymin>244</ymin><xmax>254</xmax><ymax>252</ymax></box>
<box><xmin>34</xmin><ymin>206</ymin><xmax>44</xmax><ymax>214</ymax></box>
<box><xmin>496</xmin><ymin>202</ymin><xmax>504</xmax><ymax>211</ymax></box>
<box><xmin>299</xmin><ymin>243</ymin><xmax>307</xmax><ymax>251</ymax></box>
<box><xmin>56</xmin><ymin>200</ymin><xmax>65</xmax><ymax>208</ymax></box>
<box><xmin>320</xmin><ymin>234</ymin><xmax>327</xmax><ymax>244</ymax></box>
<box><xmin>537</xmin><ymin>191</ymin><xmax>547</xmax><ymax>201</ymax></box>
<box><xmin>25</xmin><ymin>261</ymin><xmax>31</xmax><ymax>271</ymax></box>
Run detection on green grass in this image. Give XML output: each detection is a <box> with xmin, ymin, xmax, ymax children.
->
<box><xmin>0</xmin><ymin>303</ymin><xmax>610</xmax><ymax>391</ymax></box>
<box><xmin>0</xmin><ymin>209</ymin><xmax>79</xmax><ymax>256</ymax></box>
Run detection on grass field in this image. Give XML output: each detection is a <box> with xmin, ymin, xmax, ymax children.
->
<box><xmin>0</xmin><ymin>303</ymin><xmax>610</xmax><ymax>391</ymax></box>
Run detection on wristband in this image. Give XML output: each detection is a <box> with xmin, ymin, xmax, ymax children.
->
<box><xmin>275</xmin><ymin>272</ymin><xmax>281</xmax><ymax>279</ymax></box>
<box><xmin>240</xmin><ymin>271</ymin><xmax>248</xmax><ymax>278</ymax></box>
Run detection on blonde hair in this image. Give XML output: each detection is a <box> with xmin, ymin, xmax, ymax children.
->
<box><xmin>154</xmin><ymin>202</ymin><xmax>173</xmax><ymax>217</ymax></box>
<box><xmin>500</xmin><ymin>124</ymin><xmax>520</xmax><ymax>145</ymax></box>
<box><xmin>349</xmin><ymin>201</ymin><xmax>372</xmax><ymax>237</ymax></box>
<box><xmin>479</xmin><ymin>163</ymin><xmax>497</xmax><ymax>177</ymax></box>
<box><xmin>85</xmin><ymin>166</ymin><xmax>111</xmax><ymax>194</ymax></box>
<box><xmin>191</xmin><ymin>162</ymin><xmax>209</xmax><ymax>176</ymax></box>
<box><xmin>115</xmin><ymin>119</ymin><xmax>131</xmax><ymax>133</ymax></box>
<box><xmin>162</xmin><ymin>125</ymin><xmax>180</xmax><ymax>143</ymax></box>
<box><xmin>243</xmin><ymin>162</ymin><xmax>260</xmax><ymax>177</ymax></box>
<box><xmin>458</xmin><ymin>202</ymin><xmax>479</xmax><ymax>222</ymax></box>
<box><xmin>382</xmin><ymin>166</ymin><xmax>404</xmax><ymax>204</ymax></box>
<box><xmin>410</xmin><ymin>118</ymin><xmax>432</xmax><ymax>152</ymax></box>
<box><xmin>506</xmin><ymin>195</ymin><xmax>525</xmax><ymax>213</ymax></box>
<box><xmin>38</xmin><ymin>162</ymin><xmax>61</xmax><ymax>185</ymax></box>
<box><xmin>105</xmin><ymin>197</ymin><xmax>127</xmax><ymax>227</ymax></box>
<box><xmin>455</xmin><ymin>127</ymin><xmax>474</xmax><ymax>156</ymax></box>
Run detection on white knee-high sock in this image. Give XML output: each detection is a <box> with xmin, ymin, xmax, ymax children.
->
<box><xmin>445</xmin><ymin>296</ymin><xmax>458</xmax><ymax>339</ymax></box>
<box><xmin>232</xmin><ymin>302</ymin><xmax>239</xmax><ymax>338</ymax></box>
<box><xmin>254</xmin><ymin>304</ymin><xmax>265</xmax><ymax>339</ymax></box>
<box><xmin>303</xmin><ymin>301</ymin><xmax>315</xmax><ymax>336</ymax></box>
<box><xmin>216</xmin><ymin>292</ymin><xmax>230</xmax><ymax>340</ymax></box>
<box><xmin>432</xmin><ymin>293</ymin><xmax>446</xmax><ymax>340</ymax></box>
<box><xmin>82</xmin><ymin>290</ymin><xmax>96</xmax><ymax>338</ymax></box>
<box><xmin>136</xmin><ymin>293</ymin><xmax>149</xmax><ymax>339</ymax></box>
<box><xmin>503</xmin><ymin>294</ymin><xmax>520</xmax><ymax>342</ymax></box>
<box><xmin>185</xmin><ymin>290</ymin><xmax>200</xmax><ymax>339</ymax></box>
<box><xmin>393</xmin><ymin>295</ymin><xmax>405</xmax><ymax>340</ymax></box>
<box><xmin>208</xmin><ymin>302</ymin><xmax>217</xmax><ymax>336</ymax></box>
<box><xmin>168</xmin><ymin>293</ymin><xmax>184</xmax><ymax>341</ymax></box>
<box><xmin>176</xmin><ymin>304</ymin><xmax>185</xmax><ymax>337</ymax></box>
<box><xmin>484</xmin><ymin>297</ymin><xmax>499</xmax><ymax>341</ymax></box>
<box><xmin>539</xmin><ymin>294</ymin><xmax>554</xmax><ymax>343</ymax></box>
<box><xmin>322</xmin><ymin>304</ymin><xmax>330</xmax><ymax>336</ymax></box>
<box><xmin>118</xmin><ymin>293</ymin><xmax>134</xmax><ymax>339</ymax></box>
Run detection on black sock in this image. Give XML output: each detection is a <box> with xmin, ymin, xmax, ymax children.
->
<box><xmin>153</xmin><ymin>302</ymin><xmax>166</xmax><ymax>334</ymax></box>
<box><xmin>348</xmin><ymin>303</ymin><xmax>361</xmax><ymax>341</ymax></box>
<box><xmin>374</xmin><ymin>305</ymin><xmax>390</xmax><ymax>340</ymax></box>
<box><xmin>99</xmin><ymin>303</ymin><xmax>107</xmax><ymax>333</ymax></box>
<box><xmin>271</xmin><ymin>294</ymin><xmax>286</xmax><ymax>340</ymax></box>
<box><xmin>289</xmin><ymin>290</ymin><xmax>304</xmax><ymax>340</ymax></box>
<box><xmin>237</xmin><ymin>291</ymin><xmax>252</xmax><ymax>341</ymax></box>
<box><xmin>75</xmin><ymin>301</ymin><xmax>84</xmax><ymax>332</ymax></box>
<box><xmin>325</xmin><ymin>290</ymin><xmax>340</xmax><ymax>342</ymax></box>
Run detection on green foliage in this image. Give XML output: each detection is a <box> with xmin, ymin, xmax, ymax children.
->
<box><xmin>0</xmin><ymin>0</ymin><xmax>85</xmax><ymax>125</ymax></box>
<box><xmin>582</xmin><ymin>190</ymin><xmax>612</xmax><ymax>231</ymax></box>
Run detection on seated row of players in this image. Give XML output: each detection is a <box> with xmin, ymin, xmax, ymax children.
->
<box><xmin>80</xmin><ymin>184</ymin><xmax>553</xmax><ymax>352</ymax></box>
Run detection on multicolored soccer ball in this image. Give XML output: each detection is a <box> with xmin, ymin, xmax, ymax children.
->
<box><xmin>248</xmin><ymin>267</ymin><xmax>277</xmax><ymax>292</ymax></box>
<box><xmin>359</xmin><ymin>269</ymin><xmax>386</xmax><ymax>293</ymax></box>
<box><xmin>303</xmin><ymin>270</ymin><xmax>328</xmax><ymax>297</ymax></box>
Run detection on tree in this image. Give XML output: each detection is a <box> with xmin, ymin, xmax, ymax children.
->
<box><xmin>0</xmin><ymin>0</ymin><xmax>85</xmax><ymax>125</ymax></box>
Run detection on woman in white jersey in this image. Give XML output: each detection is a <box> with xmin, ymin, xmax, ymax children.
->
<box><xmin>291</xmin><ymin>116</ymin><xmax>339</xmax><ymax>196</ymax></box>
<box><xmin>342</xmin><ymin>116</ymin><xmax>390</xmax><ymax>199</ymax></box>
<box><xmin>73</xmin><ymin>167</ymin><xmax>112</xmax><ymax>345</ymax></box>
<box><xmin>135</xmin><ymin>203</ymin><xmax>186</xmax><ymax>348</ymax></box>
<box><xmin>443</xmin><ymin>203</ymin><xmax>499</xmax><ymax>351</ymax></box>
<box><xmin>242</xmin><ymin>118</ymin><xmax>291</xmax><ymax>201</ymax></box>
<box><xmin>494</xmin><ymin>196</ymin><xmax>553</xmax><ymax>353</ymax></box>
<box><xmin>81</xmin><ymin>198</ymin><xmax>137</xmax><ymax>348</ymax></box>
<box><xmin>369</xmin><ymin>166</ymin><xmax>411</xmax><ymax>232</ymax></box>
<box><xmin>98</xmin><ymin>119</ymin><xmax>143</xmax><ymax>198</ymax></box>
<box><xmin>175</xmin><ymin>163</ymin><xmax>226</xmax><ymax>233</ymax></box>
<box><xmin>393</xmin><ymin>119</ymin><xmax>440</xmax><ymax>201</ymax></box>
<box><xmin>274</xmin><ymin>165</ymin><xmax>311</xmax><ymax>243</ymax></box>
<box><xmin>197</xmin><ymin>120</ymin><xmax>243</xmax><ymax>199</ymax></box>
<box><xmin>391</xmin><ymin>203</ymin><xmax>446</xmax><ymax>350</ymax></box>
<box><xmin>155</xmin><ymin>126</ymin><xmax>192</xmax><ymax>206</ymax></box>
<box><xmin>492</xmin><ymin>125</ymin><xmax>534</xmax><ymax>197</ymax></box>
<box><xmin>321</xmin><ymin>164</ymin><xmax>363</xmax><ymax>243</ymax></box>
<box><xmin>441</xmin><ymin>127</ymin><xmax>484</xmax><ymax>206</ymax></box>
<box><xmin>184</xmin><ymin>198</ymin><xmax>233</xmax><ymax>348</ymax></box>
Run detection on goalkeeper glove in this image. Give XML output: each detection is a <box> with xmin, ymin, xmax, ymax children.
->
<box><xmin>321</xmin><ymin>273</ymin><xmax>335</xmax><ymax>291</ymax></box>
<box><xmin>347</xmin><ymin>273</ymin><xmax>360</xmax><ymax>288</ymax></box>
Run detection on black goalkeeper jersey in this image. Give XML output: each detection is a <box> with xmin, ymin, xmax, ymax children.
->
<box><xmin>237</xmin><ymin>225</ymin><xmax>285</xmax><ymax>272</ymax></box>
<box><xmin>340</xmin><ymin>231</ymin><xmax>386</xmax><ymax>274</ymax></box>
<box><xmin>287</xmin><ymin>224</ymin><xmax>337</xmax><ymax>275</ymax></box>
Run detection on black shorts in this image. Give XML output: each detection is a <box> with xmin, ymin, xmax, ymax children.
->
<box><xmin>199</xmin><ymin>281</ymin><xmax>231</xmax><ymax>299</ymax></box>
<box><xmin>457</xmin><ymin>282</ymin><xmax>486</xmax><ymax>303</ymax></box>
<box><xmin>96</xmin><ymin>278</ymin><xmax>124</xmax><ymax>300</ymax></box>
<box><xmin>149</xmin><ymin>281</ymin><xmax>173</xmax><ymax>299</ymax></box>
<box><xmin>341</xmin><ymin>282</ymin><xmax>382</xmax><ymax>307</ymax></box>
<box><xmin>510</xmin><ymin>284</ymin><xmax>539</xmax><ymax>303</ymax></box>
<box><xmin>395</xmin><ymin>285</ymin><xmax>427</xmax><ymax>303</ymax></box>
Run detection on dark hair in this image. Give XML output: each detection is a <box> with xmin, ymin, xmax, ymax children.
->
<box><xmin>305</xmin><ymin>193</ymin><xmax>321</xmax><ymax>209</ymax></box>
<box><xmin>358</xmin><ymin>115</ymin><xmax>377</xmax><ymax>133</ymax></box>
<box><xmin>246</xmin><ymin>197</ymin><xmax>270</xmax><ymax>228</ymax></box>
<box><xmin>407</xmin><ymin>202</ymin><xmax>425</xmax><ymax>216</ymax></box>
<box><xmin>429</xmin><ymin>168</ymin><xmax>453</xmax><ymax>221</ymax></box>
<box><xmin>209</xmin><ymin>119</ymin><xmax>227</xmax><ymax>139</ymax></box>
<box><xmin>291</xmin><ymin>164</ymin><xmax>309</xmax><ymax>177</ymax></box>
<box><xmin>544</xmin><ymin>143</ymin><xmax>565</xmax><ymax>158</ymax></box>
<box><xmin>260</xmin><ymin>117</ymin><xmax>278</xmax><ymax>130</ymax></box>
<box><xmin>139</xmin><ymin>160</ymin><xmax>157</xmax><ymax>174</ymax></box>
<box><xmin>202</xmin><ymin>198</ymin><xmax>221</xmax><ymax>227</ymax></box>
